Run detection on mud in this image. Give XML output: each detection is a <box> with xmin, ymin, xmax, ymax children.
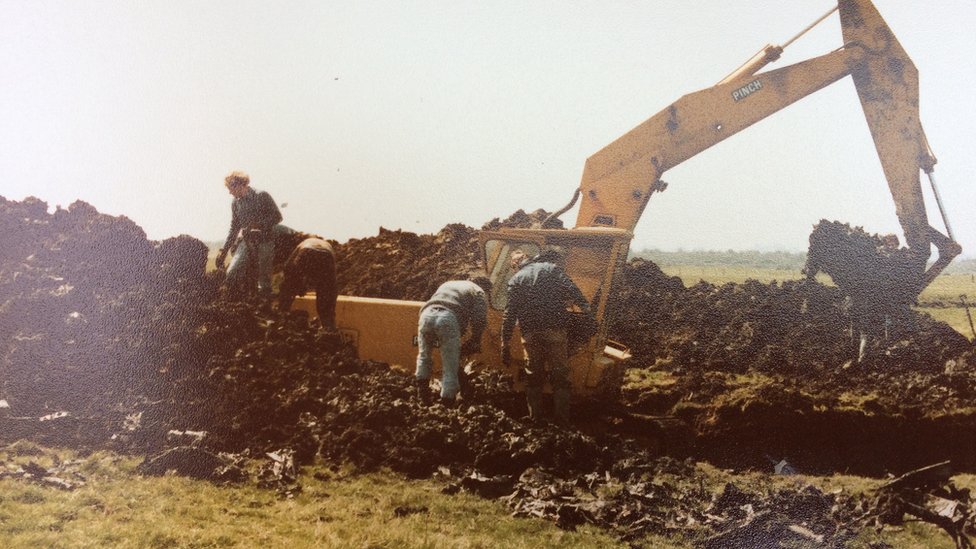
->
<box><xmin>2</xmin><ymin>195</ymin><xmax>975</xmax><ymax>544</ymax></box>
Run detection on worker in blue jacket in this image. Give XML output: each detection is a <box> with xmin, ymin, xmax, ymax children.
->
<box><xmin>501</xmin><ymin>249</ymin><xmax>592</xmax><ymax>425</ymax></box>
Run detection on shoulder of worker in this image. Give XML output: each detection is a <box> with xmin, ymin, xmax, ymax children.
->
<box><xmin>230</xmin><ymin>186</ymin><xmax>257</xmax><ymax>203</ymax></box>
<box><xmin>422</xmin><ymin>280</ymin><xmax>477</xmax><ymax>309</ymax></box>
<box><xmin>430</xmin><ymin>279</ymin><xmax>482</xmax><ymax>299</ymax></box>
<box><xmin>298</xmin><ymin>237</ymin><xmax>334</xmax><ymax>253</ymax></box>
<box><xmin>240</xmin><ymin>187</ymin><xmax>274</xmax><ymax>201</ymax></box>
<box><xmin>512</xmin><ymin>259</ymin><xmax>557</xmax><ymax>281</ymax></box>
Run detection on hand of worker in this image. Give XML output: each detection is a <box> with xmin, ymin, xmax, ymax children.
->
<box><xmin>215</xmin><ymin>249</ymin><xmax>228</xmax><ymax>270</ymax></box>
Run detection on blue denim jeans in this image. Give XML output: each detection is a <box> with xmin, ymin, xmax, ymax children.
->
<box><xmin>415</xmin><ymin>306</ymin><xmax>461</xmax><ymax>399</ymax></box>
<box><xmin>227</xmin><ymin>223</ymin><xmax>295</xmax><ymax>296</ymax></box>
<box><xmin>226</xmin><ymin>238</ymin><xmax>274</xmax><ymax>295</ymax></box>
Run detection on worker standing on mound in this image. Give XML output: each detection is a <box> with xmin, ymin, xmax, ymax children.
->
<box><xmin>277</xmin><ymin>237</ymin><xmax>338</xmax><ymax>331</ymax></box>
<box><xmin>501</xmin><ymin>249</ymin><xmax>592</xmax><ymax>425</ymax></box>
<box><xmin>215</xmin><ymin>171</ymin><xmax>286</xmax><ymax>298</ymax></box>
<box><xmin>415</xmin><ymin>278</ymin><xmax>490</xmax><ymax>405</ymax></box>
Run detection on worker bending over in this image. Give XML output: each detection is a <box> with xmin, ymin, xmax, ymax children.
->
<box><xmin>415</xmin><ymin>278</ymin><xmax>490</xmax><ymax>405</ymax></box>
<box><xmin>277</xmin><ymin>237</ymin><xmax>338</xmax><ymax>330</ymax></box>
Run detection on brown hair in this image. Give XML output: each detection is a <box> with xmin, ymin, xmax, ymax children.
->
<box><xmin>224</xmin><ymin>171</ymin><xmax>250</xmax><ymax>188</ymax></box>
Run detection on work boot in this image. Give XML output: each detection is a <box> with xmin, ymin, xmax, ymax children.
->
<box><xmin>414</xmin><ymin>378</ymin><xmax>432</xmax><ymax>405</ymax></box>
<box><xmin>438</xmin><ymin>395</ymin><xmax>458</xmax><ymax>408</ymax></box>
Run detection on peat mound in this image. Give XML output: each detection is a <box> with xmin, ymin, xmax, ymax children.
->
<box><xmin>612</xmin><ymin>254</ymin><xmax>970</xmax><ymax>381</ymax></box>
<box><xmin>804</xmin><ymin>219</ymin><xmax>922</xmax><ymax>311</ymax></box>
<box><xmin>0</xmin><ymin>196</ymin><xmax>217</xmax><ymax>422</ymax></box>
<box><xmin>331</xmin><ymin>208</ymin><xmax>556</xmax><ymax>300</ymax></box>
<box><xmin>3</xmin><ymin>196</ymin><xmax>974</xmax><ymax>474</ymax></box>
<box><xmin>4</xmin><ymin>196</ymin><xmax>976</xmax><ymax>543</ymax></box>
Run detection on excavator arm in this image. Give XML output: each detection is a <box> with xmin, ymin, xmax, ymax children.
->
<box><xmin>839</xmin><ymin>0</ymin><xmax>961</xmax><ymax>290</ymax></box>
<box><xmin>574</xmin><ymin>0</ymin><xmax>959</xmax><ymax>295</ymax></box>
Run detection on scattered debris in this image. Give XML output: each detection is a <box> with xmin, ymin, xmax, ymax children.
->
<box><xmin>0</xmin><ymin>451</ymin><xmax>86</xmax><ymax>491</ymax></box>
<box><xmin>257</xmin><ymin>449</ymin><xmax>301</xmax><ymax>497</ymax></box>
<box><xmin>871</xmin><ymin>461</ymin><xmax>976</xmax><ymax>549</ymax></box>
<box><xmin>137</xmin><ymin>446</ymin><xmax>224</xmax><ymax>480</ymax></box>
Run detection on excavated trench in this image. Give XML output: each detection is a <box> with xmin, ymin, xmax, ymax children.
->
<box><xmin>2</xmin><ymin>195</ymin><xmax>976</xmax><ymax>542</ymax></box>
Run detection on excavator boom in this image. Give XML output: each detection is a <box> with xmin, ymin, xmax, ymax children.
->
<box><xmin>840</xmin><ymin>0</ymin><xmax>961</xmax><ymax>289</ymax></box>
<box><xmin>575</xmin><ymin>48</ymin><xmax>862</xmax><ymax>232</ymax></box>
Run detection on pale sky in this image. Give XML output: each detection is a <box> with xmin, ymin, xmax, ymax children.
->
<box><xmin>2</xmin><ymin>1</ymin><xmax>974</xmax><ymax>256</ymax></box>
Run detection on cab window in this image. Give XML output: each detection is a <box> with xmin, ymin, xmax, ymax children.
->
<box><xmin>483</xmin><ymin>240</ymin><xmax>539</xmax><ymax>310</ymax></box>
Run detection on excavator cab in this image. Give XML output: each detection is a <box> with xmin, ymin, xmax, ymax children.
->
<box><xmin>482</xmin><ymin>239</ymin><xmax>540</xmax><ymax>311</ymax></box>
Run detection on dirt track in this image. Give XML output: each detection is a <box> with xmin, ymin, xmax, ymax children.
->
<box><xmin>2</xmin><ymin>195</ymin><xmax>975</xmax><ymax>543</ymax></box>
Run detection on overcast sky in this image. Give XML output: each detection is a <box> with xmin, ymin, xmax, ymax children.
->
<box><xmin>2</xmin><ymin>1</ymin><xmax>974</xmax><ymax>257</ymax></box>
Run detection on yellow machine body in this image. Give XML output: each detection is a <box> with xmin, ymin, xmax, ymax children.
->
<box><xmin>294</xmin><ymin>227</ymin><xmax>633</xmax><ymax>398</ymax></box>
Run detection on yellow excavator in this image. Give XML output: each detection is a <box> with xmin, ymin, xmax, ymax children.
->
<box><xmin>294</xmin><ymin>0</ymin><xmax>960</xmax><ymax>398</ymax></box>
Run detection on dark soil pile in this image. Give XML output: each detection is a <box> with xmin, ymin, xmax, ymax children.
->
<box><xmin>296</xmin><ymin>210</ymin><xmax>976</xmax><ymax>474</ymax></box>
<box><xmin>3</xmin><ymin>195</ymin><xmax>975</xmax><ymax>544</ymax></box>
<box><xmin>606</xmin><ymin>221</ymin><xmax>976</xmax><ymax>474</ymax></box>
<box><xmin>804</xmin><ymin>219</ymin><xmax>922</xmax><ymax>313</ymax></box>
<box><xmin>333</xmin><ymin>224</ymin><xmax>480</xmax><ymax>301</ymax></box>
<box><xmin>330</xmin><ymin>209</ymin><xmax>557</xmax><ymax>300</ymax></box>
<box><xmin>610</xmin><ymin>235</ymin><xmax>970</xmax><ymax>379</ymax></box>
<box><xmin>0</xmin><ymin>196</ymin><xmax>217</xmax><ymax>420</ymax></box>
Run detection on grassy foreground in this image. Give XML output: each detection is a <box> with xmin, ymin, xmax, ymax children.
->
<box><xmin>0</xmin><ymin>444</ymin><xmax>631</xmax><ymax>549</ymax></box>
<box><xmin>2</xmin><ymin>442</ymin><xmax>972</xmax><ymax>548</ymax></box>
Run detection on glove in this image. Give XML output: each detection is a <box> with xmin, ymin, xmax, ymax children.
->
<box><xmin>215</xmin><ymin>249</ymin><xmax>228</xmax><ymax>270</ymax></box>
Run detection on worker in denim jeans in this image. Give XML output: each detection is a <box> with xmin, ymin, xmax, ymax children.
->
<box><xmin>415</xmin><ymin>278</ymin><xmax>489</xmax><ymax>405</ymax></box>
<box><xmin>215</xmin><ymin>171</ymin><xmax>286</xmax><ymax>298</ymax></box>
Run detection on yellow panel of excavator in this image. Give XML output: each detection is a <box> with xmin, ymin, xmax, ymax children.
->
<box><xmin>292</xmin><ymin>295</ymin><xmax>432</xmax><ymax>373</ymax></box>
